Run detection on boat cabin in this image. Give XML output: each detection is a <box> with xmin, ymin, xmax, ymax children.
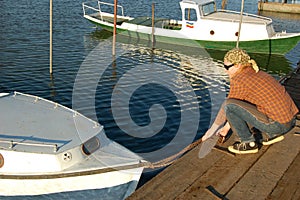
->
<box><xmin>178</xmin><ymin>0</ymin><xmax>275</xmax><ymax>41</ymax></box>
<box><xmin>180</xmin><ymin>0</ymin><xmax>216</xmax><ymax>22</ymax></box>
<box><xmin>160</xmin><ymin>0</ymin><xmax>216</xmax><ymax>30</ymax></box>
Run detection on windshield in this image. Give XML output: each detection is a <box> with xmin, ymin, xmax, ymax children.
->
<box><xmin>202</xmin><ymin>2</ymin><xmax>216</xmax><ymax>16</ymax></box>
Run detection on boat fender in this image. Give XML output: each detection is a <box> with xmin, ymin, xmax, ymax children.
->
<box><xmin>0</xmin><ymin>153</ymin><xmax>4</xmax><ymax>168</ymax></box>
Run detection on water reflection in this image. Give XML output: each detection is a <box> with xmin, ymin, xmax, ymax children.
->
<box><xmin>112</xmin><ymin>56</ymin><xmax>118</xmax><ymax>81</ymax></box>
<box><xmin>90</xmin><ymin>29</ymin><xmax>293</xmax><ymax>76</ymax></box>
<box><xmin>207</xmin><ymin>49</ymin><xmax>293</xmax><ymax>76</ymax></box>
<box><xmin>48</xmin><ymin>74</ymin><xmax>57</xmax><ymax>98</ymax></box>
<box><xmin>78</xmin><ymin>37</ymin><xmax>228</xmax><ymax>155</ymax></box>
<box><xmin>260</xmin><ymin>10</ymin><xmax>300</xmax><ymax>20</ymax></box>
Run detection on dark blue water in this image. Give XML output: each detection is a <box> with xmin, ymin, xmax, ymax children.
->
<box><xmin>0</xmin><ymin>0</ymin><xmax>299</xmax><ymax>199</ymax></box>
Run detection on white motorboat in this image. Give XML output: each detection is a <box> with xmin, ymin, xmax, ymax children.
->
<box><xmin>0</xmin><ymin>91</ymin><xmax>147</xmax><ymax>198</ymax></box>
<box><xmin>82</xmin><ymin>0</ymin><xmax>300</xmax><ymax>54</ymax></box>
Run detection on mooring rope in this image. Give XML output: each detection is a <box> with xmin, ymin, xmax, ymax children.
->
<box><xmin>145</xmin><ymin>138</ymin><xmax>203</xmax><ymax>169</ymax></box>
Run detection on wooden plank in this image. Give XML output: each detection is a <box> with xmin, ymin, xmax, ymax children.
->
<box><xmin>226</xmin><ymin>129</ymin><xmax>300</xmax><ymax>199</ymax></box>
<box><xmin>175</xmin><ymin>146</ymin><xmax>269</xmax><ymax>199</ymax></box>
<box><xmin>267</xmin><ymin>152</ymin><xmax>300</xmax><ymax>199</ymax></box>
<box><xmin>127</xmin><ymin>145</ymin><xmax>225</xmax><ymax>200</ymax></box>
<box><xmin>128</xmin><ymin>123</ymin><xmax>299</xmax><ymax>200</ymax></box>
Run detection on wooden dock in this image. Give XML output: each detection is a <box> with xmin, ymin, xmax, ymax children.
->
<box><xmin>127</xmin><ymin>63</ymin><xmax>300</xmax><ymax>200</ymax></box>
<box><xmin>258</xmin><ymin>2</ymin><xmax>300</xmax><ymax>13</ymax></box>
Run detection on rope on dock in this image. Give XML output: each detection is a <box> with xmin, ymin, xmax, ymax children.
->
<box><xmin>146</xmin><ymin>138</ymin><xmax>203</xmax><ymax>169</ymax></box>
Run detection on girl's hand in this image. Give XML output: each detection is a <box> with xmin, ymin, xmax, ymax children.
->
<box><xmin>219</xmin><ymin>122</ymin><xmax>230</xmax><ymax>137</ymax></box>
<box><xmin>217</xmin><ymin>122</ymin><xmax>231</xmax><ymax>143</ymax></box>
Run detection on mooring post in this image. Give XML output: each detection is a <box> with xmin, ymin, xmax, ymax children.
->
<box><xmin>50</xmin><ymin>0</ymin><xmax>53</xmax><ymax>74</ymax></box>
<box><xmin>152</xmin><ymin>3</ymin><xmax>155</xmax><ymax>49</ymax></box>
<box><xmin>112</xmin><ymin>0</ymin><xmax>117</xmax><ymax>56</ymax></box>
<box><xmin>221</xmin><ymin>0</ymin><xmax>227</xmax><ymax>9</ymax></box>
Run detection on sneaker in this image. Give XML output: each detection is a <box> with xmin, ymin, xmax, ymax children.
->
<box><xmin>228</xmin><ymin>141</ymin><xmax>258</xmax><ymax>154</ymax></box>
<box><xmin>261</xmin><ymin>135</ymin><xmax>284</xmax><ymax>146</ymax></box>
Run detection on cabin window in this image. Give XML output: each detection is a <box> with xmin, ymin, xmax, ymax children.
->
<box><xmin>202</xmin><ymin>2</ymin><xmax>216</xmax><ymax>16</ymax></box>
<box><xmin>82</xmin><ymin>136</ymin><xmax>100</xmax><ymax>155</ymax></box>
<box><xmin>184</xmin><ymin>8</ymin><xmax>197</xmax><ymax>21</ymax></box>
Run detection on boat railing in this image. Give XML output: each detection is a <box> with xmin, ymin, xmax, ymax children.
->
<box><xmin>182</xmin><ymin>0</ymin><xmax>203</xmax><ymax>5</ymax></box>
<box><xmin>0</xmin><ymin>139</ymin><xmax>58</xmax><ymax>152</ymax></box>
<box><xmin>82</xmin><ymin>1</ymin><xmax>100</xmax><ymax>16</ymax></box>
<box><xmin>12</xmin><ymin>91</ymin><xmax>100</xmax><ymax>129</ymax></box>
<box><xmin>83</xmin><ymin>0</ymin><xmax>125</xmax><ymax>21</ymax></box>
<box><xmin>204</xmin><ymin>9</ymin><xmax>273</xmax><ymax>25</ymax></box>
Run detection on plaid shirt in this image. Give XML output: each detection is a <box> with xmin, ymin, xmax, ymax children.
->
<box><xmin>215</xmin><ymin>67</ymin><xmax>298</xmax><ymax>125</ymax></box>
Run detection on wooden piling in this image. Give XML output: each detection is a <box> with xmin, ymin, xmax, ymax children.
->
<box><xmin>221</xmin><ymin>0</ymin><xmax>227</xmax><ymax>9</ymax></box>
<box><xmin>151</xmin><ymin>3</ymin><xmax>155</xmax><ymax>49</ymax></box>
<box><xmin>49</xmin><ymin>0</ymin><xmax>53</xmax><ymax>74</ymax></box>
<box><xmin>112</xmin><ymin>0</ymin><xmax>117</xmax><ymax>56</ymax></box>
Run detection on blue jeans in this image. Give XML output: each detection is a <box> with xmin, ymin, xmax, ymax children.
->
<box><xmin>224</xmin><ymin>99</ymin><xmax>296</xmax><ymax>142</ymax></box>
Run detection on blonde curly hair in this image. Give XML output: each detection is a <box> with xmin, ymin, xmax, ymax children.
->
<box><xmin>224</xmin><ymin>48</ymin><xmax>259</xmax><ymax>73</ymax></box>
